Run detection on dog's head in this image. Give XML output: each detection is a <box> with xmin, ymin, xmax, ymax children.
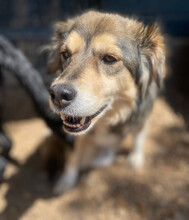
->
<box><xmin>48</xmin><ymin>11</ymin><xmax>165</xmax><ymax>135</ymax></box>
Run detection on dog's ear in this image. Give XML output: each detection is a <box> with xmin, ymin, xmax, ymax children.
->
<box><xmin>138</xmin><ymin>22</ymin><xmax>166</xmax><ymax>96</ymax></box>
<box><xmin>48</xmin><ymin>19</ymin><xmax>74</xmax><ymax>74</ymax></box>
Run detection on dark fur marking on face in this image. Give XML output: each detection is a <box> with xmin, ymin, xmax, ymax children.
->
<box><xmin>72</xmin><ymin>15</ymin><xmax>118</xmax><ymax>49</ymax></box>
<box><xmin>61</xmin><ymin>56</ymin><xmax>72</xmax><ymax>70</ymax></box>
<box><xmin>95</xmin><ymin>59</ymin><xmax>100</xmax><ymax>75</ymax></box>
<box><xmin>118</xmin><ymin>39</ymin><xmax>139</xmax><ymax>80</ymax></box>
<box><xmin>135</xmin><ymin>46</ymin><xmax>142</xmax><ymax>85</ymax></box>
<box><xmin>65</xmin><ymin>67</ymin><xmax>84</xmax><ymax>81</ymax></box>
<box><xmin>102</xmin><ymin>63</ymin><xmax>123</xmax><ymax>76</ymax></box>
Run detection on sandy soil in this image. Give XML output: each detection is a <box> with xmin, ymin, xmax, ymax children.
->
<box><xmin>0</xmin><ymin>98</ymin><xmax>189</xmax><ymax>220</ymax></box>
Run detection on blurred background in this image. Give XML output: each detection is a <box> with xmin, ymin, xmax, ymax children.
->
<box><xmin>0</xmin><ymin>1</ymin><xmax>189</xmax><ymax>220</ymax></box>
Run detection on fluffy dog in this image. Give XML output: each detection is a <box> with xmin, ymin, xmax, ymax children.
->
<box><xmin>48</xmin><ymin>11</ymin><xmax>166</xmax><ymax>194</ymax></box>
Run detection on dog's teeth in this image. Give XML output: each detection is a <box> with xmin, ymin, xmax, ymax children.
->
<box><xmin>64</xmin><ymin>122</ymin><xmax>68</xmax><ymax>126</ymax></box>
<box><xmin>80</xmin><ymin>117</ymin><xmax>86</xmax><ymax>125</ymax></box>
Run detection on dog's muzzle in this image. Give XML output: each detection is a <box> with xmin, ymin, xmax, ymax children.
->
<box><xmin>49</xmin><ymin>84</ymin><xmax>109</xmax><ymax>134</ymax></box>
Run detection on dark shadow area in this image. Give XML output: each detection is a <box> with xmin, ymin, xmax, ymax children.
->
<box><xmin>0</xmin><ymin>142</ymin><xmax>56</xmax><ymax>220</ymax></box>
<box><xmin>164</xmin><ymin>38</ymin><xmax>189</xmax><ymax>128</ymax></box>
<box><xmin>152</xmin><ymin>126</ymin><xmax>189</xmax><ymax>166</ymax></box>
<box><xmin>103</xmin><ymin>175</ymin><xmax>189</xmax><ymax>220</ymax></box>
<box><xmin>2</xmin><ymin>85</ymin><xmax>38</xmax><ymax>121</ymax></box>
<box><xmin>66</xmin><ymin>171</ymin><xmax>189</xmax><ymax>220</ymax></box>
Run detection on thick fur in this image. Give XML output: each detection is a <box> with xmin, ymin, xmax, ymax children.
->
<box><xmin>48</xmin><ymin>11</ymin><xmax>166</xmax><ymax>194</ymax></box>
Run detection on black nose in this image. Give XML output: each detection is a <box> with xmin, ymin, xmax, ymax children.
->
<box><xmin>49</xmin><ymin>84</ymin><xmax>77</xmax><ymax>108</ymax></box>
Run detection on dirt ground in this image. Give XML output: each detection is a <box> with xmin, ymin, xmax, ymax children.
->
<box><xmin>0</xmin><ymin>97</ymin><xmax>189</xmax><ymax>220</ymax></box>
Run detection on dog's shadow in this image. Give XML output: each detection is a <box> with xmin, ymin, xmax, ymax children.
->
<box><xmin>0</xmin><ymin>142</ymin><xmax>55</xmax><ymax>220</ymax></box>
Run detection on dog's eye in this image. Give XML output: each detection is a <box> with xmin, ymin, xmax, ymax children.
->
<box><xmin>60</xmin><ymin>50</ymin><xmax>71</xmax><ymax>60</ymax></box>
<box><xmin>102</xmin><ymin>55</ymin><xmax>118</xmax><ymax>64</ymax></box>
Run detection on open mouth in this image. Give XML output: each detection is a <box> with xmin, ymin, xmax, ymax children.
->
<box><xmin>60</xmin><ymin>105</ymin><xmax>107</xmax><ymax>133</ymax></box>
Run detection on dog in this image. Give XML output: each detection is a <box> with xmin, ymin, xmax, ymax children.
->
<box><xmin>48</xmin><ymin>11</ymin><xmax>166</xmax><ymax>194</ymax></box>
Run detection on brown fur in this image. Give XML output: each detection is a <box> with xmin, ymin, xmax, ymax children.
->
<box><xmin>47</xmin><ymin>11</ymin><xmax>166</xmax><ymax>194</ymax></box>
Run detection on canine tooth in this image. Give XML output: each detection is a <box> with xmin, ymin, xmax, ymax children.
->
<box><xmin>80</xmin><ymin>117</ymin><xmax>86</xmax><ymax>125</ymax></box>
<box><xmin>61</xmin><ymin>115</ymin><xmax>66</xmax><ymax>120</ymax></box>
